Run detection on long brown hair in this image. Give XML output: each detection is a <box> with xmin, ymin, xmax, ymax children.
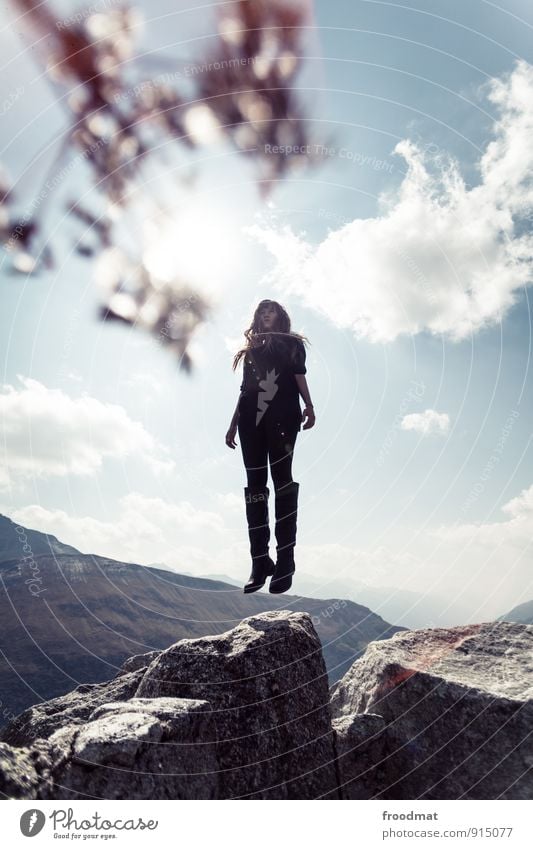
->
<box><xmin>232</xmin><ymin>299</ymin><xmax>309</xmax><ymax>371</ymax></box>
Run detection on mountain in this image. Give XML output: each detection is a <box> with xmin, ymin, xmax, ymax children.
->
<box><xmin>499</xmin><ymin>600</ymin><xmax>533</xmax><ymax>625</ymax></box>
<box><xmin>0</xmin><ymin>513</ymin><xmax>79</xmax><ymax>562</ymax></box>
<box><xmin>202</xmin><ymin>572</ymin><xmax>240</xmax><ymax>586</ymax></box>
<box><xmin>0</xmin><ymin>513</ymin><xmax>404</xmax><ymax>728</ymax></box>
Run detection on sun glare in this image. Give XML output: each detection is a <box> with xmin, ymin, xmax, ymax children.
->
<box><xmin>143</xmin><ymin>198</ymin><xmax>240</xmax><ymax>296</ymax></box>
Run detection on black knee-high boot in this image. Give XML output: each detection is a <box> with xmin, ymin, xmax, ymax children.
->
<box><xmin>243</xmin><ymin>486</ymin><xmax>275</xmax><ymax>593</ymax></box>
<box><xmin>269</xmin><ymin>481</ymin><xmax>299</xmax><ymax>594</ymax></box>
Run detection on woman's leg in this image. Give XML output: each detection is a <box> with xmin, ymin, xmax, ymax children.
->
<box><xmin>238</xmin><ymin>410</ymin><xmax>269</xmax><ymax>490</ymax></box>
<box><xmin>237</xmin><ymin>409</ymin><xmax>274</xmax><ymax>592</ymax></box>
<box><xmin>266</xmin><ymin>415</ymin><xmax>300</xmax><ymax>593</ymax></box>
<box><xmin>267</xmin><ymin>416</ymin><xmax>299</xmax><ymax>493</ymax></box>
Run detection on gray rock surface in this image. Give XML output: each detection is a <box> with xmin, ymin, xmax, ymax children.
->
<box><xmin>2</xmin><ymin>669</ymin><xmax>145</xmax><ymax>748</ymax></box>
<box><xmin>333</xmin><ymin>713</ymin><xmax>388</xmax><ymax>799</ymax></box>
<box><xmin>330</xmin><ymin>621</ymin><xmax>533</xmax><ymax>799</ymax></box>
<box><xmin>136</xmin><ymin>610</ymin><xmax>339</xmax><ymax>799</ymax></box>
<box><xmin>40</xmin><ymin>698</ymin><xmax>217</xmax><ymax>799</ymax></box>
<box><xmin>115</xmin><ymin>651</ymin><xmax>161</xmax><ymax>676</ymax></box>
<box><xmin>0</xmin><ymin>741</ymin><xmax>42</xmax><ymax>799</ymax></box>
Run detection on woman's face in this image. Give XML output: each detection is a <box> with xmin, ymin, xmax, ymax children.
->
<box><xmin>258</xmin><ymin>303</ymin><xmax>278</xmax><ymax>331</ymax></box>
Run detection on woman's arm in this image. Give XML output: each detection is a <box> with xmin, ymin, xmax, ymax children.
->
<box><xmin>225</xmin><ymin>393</ymin><xmax>242</xmax><ymax>448</ymax></box>
<box><xmin>295</xmin><ymin>374</ymin><xmax>316</xmax><ymax>430</ymax></box>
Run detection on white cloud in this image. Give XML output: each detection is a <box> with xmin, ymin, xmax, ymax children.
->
<box><xmin>249</xmin><ymin>60</ymin><xmax>533</xmax><ymax>342</ymax></box>
<box><xmin>435</xmin><ymin>482</ymin><xmax>533</xmax><ymax>545</ymax></box>
<box><xmin>501</xmin><ymin>483</ymin><xmax>533</xmax><ymax>520</ymax></box>
<box><xmin>11</xmin><ymin>492</ymin><xmax>228</xmax><ymax>570</ymax></box>
<box><xmin>0</xmin><ymin>376</ymin><xmax>174</xmax><ymax>481</ymax></box>
<box><xmin>401</xmin><ymin>409</ymin><xmax>450</xmax><ymax>435</ymax></box>
<box><xmin>216</xmin><ymin>492</ymin><xmax>243</xmax><ymax>512</ymax></box>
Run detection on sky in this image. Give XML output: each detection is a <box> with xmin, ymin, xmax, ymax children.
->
<box><xmin>2</xmin><ymin>0</ymin><xmax>533</xmax><ymax>625</ymax></box>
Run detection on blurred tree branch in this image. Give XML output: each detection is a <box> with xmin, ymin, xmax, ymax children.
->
<box><xmin>1</xmin><ymin>0</ymin><xmax>315</xmax><ymax>370</ymax></box>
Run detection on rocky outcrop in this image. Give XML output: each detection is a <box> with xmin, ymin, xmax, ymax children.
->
<box><xmin>0</xmin><ymin>699</ymin><xmax>217</xmax><ymax>800</ymax></box>
<box><xmin>42</xmin><ymin>698</ymin><xmax>217</xmax><ymax>799</ymax></box>
<box><xmin>0</xmin><ymin>742</ymin><xmax>43</xmax><ymax>799</ymax></box>
<box><xmin>0</xmin><ymin>611</ymin><xmax>339</xmax><ymax>800</ymax></box>
<box><xmin>3</xmin><ymin>651</ymin><xmax>166</xmax><ymax>750</ymax></box>
<box><xmin>2</xmin><ymin>669</ymin><xmax>146</xmax><ymax>749</ymax></box>
<box><xmin>331</xmin><ymin>621</ymin><xmax>533</xmax><ymax>799</ymax></box>
<box><xmin>116</xmin><ymin>650</ymin><xmax>161</xmax><ymax>676</ymax></box>
<box><xmin>1</xmin><ymin>616</ymin><xmax>532</xmax><ymax>800</ymax></box>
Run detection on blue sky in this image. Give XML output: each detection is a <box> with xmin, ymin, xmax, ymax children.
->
<box><xmin>2</xmin><ymin>0</ymin><xmax>533</xmax><ymax>624</ymax></box>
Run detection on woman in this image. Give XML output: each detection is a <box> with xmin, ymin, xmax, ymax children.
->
<box><xmin>225</xmin><ymin>299</ymin><xmax>315</xmax><ymax>594</ymax></box>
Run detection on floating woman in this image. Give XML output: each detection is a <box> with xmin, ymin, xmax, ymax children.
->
<box><xmin>226</xmin><ymin>299</ymin><xmax>315</xmax><ymax>594</ymax></box>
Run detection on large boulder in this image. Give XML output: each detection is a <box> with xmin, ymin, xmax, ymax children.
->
<box><xmin>330</xmin><ymin>621</ymin><xmax>533</xmax><ymax>799</ymax></box>
<box><xmin>136</xmin><ymin>610</ymin><xmax>339</xmax><ymax>799</ymax></box>
<box><xmin>0</xmin><ymin>698</ymin><xmax>217</xmax><ymax>800</ymax></box>
<box><xmin>39</xmin><ymin>698</ymin><xmax>217</xmax><ymax>799</ymax></box>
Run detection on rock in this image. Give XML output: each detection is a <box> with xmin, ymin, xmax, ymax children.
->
<box><xmin>333</xmin><ymin>714</ymin><xmax>388</xmax><ymax>799</ymax></box>
<box><xmin>1</xmin><ymin>669</ymin><xmax>145</xmax><ymax>748</ymax></box>
<box><xmin>39</xmin><ymin>698</ymin><xmax>217</xmax><ymax>800</ymax></box>
<box><xmin>330</xmin><ymin>622</ymin><xmax>533</xmax><ymax>799</ymax></box>
<box><xmin>115</xmin><ymin>651</ymin><xmax>160</xmax><ymax>676</ymax></box>
<box><xmin>136</xmin><ymin>610</ymin><xmax>339</xmax><ymax>799</ymax></box>
<box><xmin>0</xmin><ymin>741</ymin><xmax>42</xmax><ymax>799</ymax></box>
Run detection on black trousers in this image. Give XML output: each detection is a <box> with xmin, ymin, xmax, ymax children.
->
<box><xmin>238</xmin><ymin>400</ymin><xmax>300</xmax><ymax>492</ymax></box>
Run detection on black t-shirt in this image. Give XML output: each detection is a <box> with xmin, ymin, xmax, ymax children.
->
<box><xmin>239</xmin><ymin>334</ymin><xmax>306</xmax><ymax>423</ymax></box>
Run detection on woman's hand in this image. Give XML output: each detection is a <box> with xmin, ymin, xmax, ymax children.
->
<box><xmin>302</xmin><ymin>405</ymin><xmax>316</xmax><ymax>430</ymax></box>
<box><xmin>225</xmin><ymin>423</ymin><xmax>238</xmax><ymax>448</ymax></box>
